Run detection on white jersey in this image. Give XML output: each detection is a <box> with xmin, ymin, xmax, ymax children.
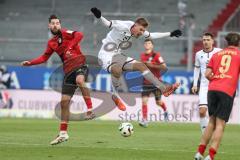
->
<box><xmin>101</xmin><ymin>20</ymin><xmax>150</xmax><ymax>54</ymax></box>
<box><xmin>195</xmin><ymin>48</ymin><xmax>222</xmax><ymax>87</ymax></box>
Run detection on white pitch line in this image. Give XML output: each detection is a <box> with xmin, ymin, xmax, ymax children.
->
<box><xmin>0</xmin><ymin>141</ymin><xmax>236</xmax><ymax>155</ymax></box>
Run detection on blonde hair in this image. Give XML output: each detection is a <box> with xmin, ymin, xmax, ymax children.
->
<box><xmin>135</xmin><ymin>17</ymin><xmax>149</xmax><ymax>27</ymax></box>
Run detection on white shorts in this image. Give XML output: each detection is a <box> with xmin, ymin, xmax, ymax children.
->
<box><xmin>198</xmin><ymin>86</ymin><xmax>208</xmax><ymax>108</ymax></box>
<box><xmin>98</xmin><ymin>48</ymin><xmax>134</xmax><ymax>72</ymax></box>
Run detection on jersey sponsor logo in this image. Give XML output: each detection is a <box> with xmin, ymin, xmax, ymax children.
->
<box><xmin>103</xmin><ymin>41</ymin><xmax>132</xmax><ymax>52</ymax></box>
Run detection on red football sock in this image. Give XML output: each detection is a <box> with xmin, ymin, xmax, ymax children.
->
<box><xmin>83</xmin><ymin>96</ymin><xmax>92</xmax><ymax>110</ymax></box>
<box><xmin>142</xmin><ymin>104</ymin><xmax>148</xmax><ymax>120</ymax></box>
<box><xmin>160</xmin><ymin>101</ymin><xmax>167</xmax><ymax>112</ymax></box>
<box><xmin>60</xmin><ymin>121</ymin><xmax>68</xmax><ymax>132</ymax></box>
<box><xmin>209</xmin><ymin>147</ymin><xmax>217</xmax><ymax>160</ymax></box>
<box><xmin>198</xmin><ymin>144</ymin><xmax>206</xmax><ymax>155</ymax></box>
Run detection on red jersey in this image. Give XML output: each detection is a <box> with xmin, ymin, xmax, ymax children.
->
<box><xmin>29</xmin><ymin>29</ymin><xmax>86</xmax><ymax>74</ymax></box>
<box><xmin>140</xmin><ymin>51</ymin><xmax>165</xmax><ymax>84</ymax></box>
<box><xmin>207</xmin><ymin>46</ymin><xmax>240</xmax><ymax>97</ymax></box>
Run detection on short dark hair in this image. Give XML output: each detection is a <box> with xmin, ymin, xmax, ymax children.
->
<box><xmin>225</xmin><ymin>32</ymin><xmax>240</xmax><ymax>46</ymax></box>
<box><xmin>49</xmin><ymin>14</ymin><xmax>60</xmax><ymax>23</ymax></box>
<box><xmin>135</xmin><ymin>17</ymin><xmax>149</xmax><ymax>28</ymax></box>
<box><xmin>202</xmin><ymin>32</ymin><xmax>214</xmax><ymax>39</ymax></box>
<box><xmin>144</xmin><ymin>38</ymin><xmax>154</xmax><ymax>44</ymax></box>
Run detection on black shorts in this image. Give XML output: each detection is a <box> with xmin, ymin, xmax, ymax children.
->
<box><xmin>208</xmin><ymin>90</ymin><xmax>234</xmax><ymax>122</ymax></box>
<box><xmin>142</xmin><ymin>85</ymin><xmax>162</xmax><ymax>101</ymax></box>
<box><xmin>62</xmin><ymin>65</ymin><xmax>89</xmax><ymax>96</ymax></box>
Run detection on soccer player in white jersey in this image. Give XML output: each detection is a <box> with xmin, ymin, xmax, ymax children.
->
<box><xmin>91</xmin><ymin>7</ymin><xmax>182</xmax><ymax>111</ymax></box>
<box><xmin>191</xmin><ymin>32</ymin><xmax>222</xmax><ymax>134</ymax></box>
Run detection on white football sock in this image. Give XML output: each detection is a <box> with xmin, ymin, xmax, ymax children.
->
<box><xmin>200</xmin><ymin>117</ymin><xmax>208</xmax><ymax>134</ymax></box>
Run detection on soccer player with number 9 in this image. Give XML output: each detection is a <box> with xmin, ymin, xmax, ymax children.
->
<box><xmin>194</xmin><ymin>32</ymin><xmax>240</xmax><ymax>160</ymax></box>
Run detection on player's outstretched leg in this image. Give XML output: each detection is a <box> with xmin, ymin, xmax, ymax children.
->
<box><xmin>139</xmin><ymin>95</ymin><xmax>149</xmax><ymax>127</ymax></box>
<box><xmin>110</xmin><ymin>64</ymin><xmax>126</xmax><ymax>111</ymax></box>
<box><xmin>76</xmin><ymin>74</ymin><xmax>96</xmax><ymax>120</ymax></box>
<box><xmin>156</xmin><ymin>100</ymin><xmax>168</xmax><ymax>122</ymax></box>
<box><xmin>50</xmin><ymin>95</ymin><xmax>71</xmax><ymax>145</ymax></box>
<box><xmin>123</xmin><ymin>60</ymin><xmax>180</xmax><ymax>97</ymax></box>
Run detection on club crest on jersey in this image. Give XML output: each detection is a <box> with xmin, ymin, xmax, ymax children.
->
<box><xmin>58</xmin><ymin>38</ymin><xmax>62</xmax><ymax>44</ymax></box>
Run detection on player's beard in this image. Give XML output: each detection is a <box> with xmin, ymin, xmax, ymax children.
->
<box><xmin>50</xmin><ymin>28</ymin><xmax>61</xmax><ymax>35</ymax></box>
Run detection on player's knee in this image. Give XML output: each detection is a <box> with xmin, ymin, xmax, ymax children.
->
<box><xmin>199</xmin><ymin>107</ymin><xmax>207</xmax><ymax>117</ymax></box>
<box><xmin>142</xmin><ymin>101</ymin><xmax>148</xmax><ymax>105</ymax></box>
<box><xmin>138</xmin><ymin>63</ymin><xmax>148</xmax><ymax>72</ymax></box>
<box><xmin>142</xmin><ymin>96</ymin><xmax>149</xmax><ymax>104</ymax></box>
<box><xmin>76</xmin><ymin>76</ymin><xmax>85</xmax><ymax>86</ymax></box>
<box><xmin>61</xmin><ymin>99</ymin><xmax>70</xmax><ymax>108</ymax></box>
<box><xmin>111</xmin><ymin>67</ymin><xmax>122</xmax><ymax>78</ymax></box>
<box><xmin>215</xmin><ymin>124</ymin><xmax>225</xmax><ymax>132</ymax></box>
<box><xmin>156</xmin><ymin>100</ymin><xmax>162</xmax><ymax>106</ymax></box>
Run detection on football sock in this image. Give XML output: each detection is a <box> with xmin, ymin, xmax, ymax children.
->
<box><xmin>198</xmin><ymin>144</ymin><xmax>206</xmax><ymax>155</ymax></box>
<box><xmin>200</xmin><ymin>116</ymin><xmax>208</xmax><ymax>134</ymax></box>
<box><xmin>83</xmin><ymin>96</ymin><xmax>92</xmax><ymax>111</ymax></box>
<box><xmin>209</xmin><ymin>147</ymin><xmax>217</xmax><ymax>160</ymax></box>
<box><xmin>60</xmin><ymin>121</ymin><xmax>68</xmax><ymax>133</ymax></box>
<box><xmin>142</xmin><ymin>104</ymin><xmax>148</xmax><ymax>120</ymax></box>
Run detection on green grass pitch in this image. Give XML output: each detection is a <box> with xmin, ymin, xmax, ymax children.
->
<box><xmin>0</xmin><ymin>118</ymin><xmax>239</xmax><ymax>160</ymax></box>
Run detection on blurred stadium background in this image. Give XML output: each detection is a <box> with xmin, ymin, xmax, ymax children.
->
<box><xmin>0</xmin><ymin>0</ymin><xmax>239</xmax><ymax>120</ymax></box>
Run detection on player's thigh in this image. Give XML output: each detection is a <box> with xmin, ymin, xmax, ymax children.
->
<box><xmin>112</xmin><ymin>54</ymin><xmax>136</xmax><ymax>72</ymax></box>
<box><xmin>61</xmin><ymin>94</ymin><xmax>72</xmax><ymax>107</ymax></box>
<box><xmin>217</xmin><ymin>91</ymin><xmax>234</xmax><ymax>122</ymax></box>
<box><xmin>207</xmin><ymin>91</ymin><xmax>218</xmax><ymax>117</ymax></box>
<box><xmin>75</xmin><ymin>65</ymin><xmax>89</xmax><ymax>85</ymax></box>
<box><xmin>110</xmin><ymin>63</ymin><xmax>123</xmax><ymax>78</ymax></box>
<box><xmin>154</xmin><ymin>88</ymin><xmax>162</xmax><ymax>102</ymax></box>
<box><xmin>62</xmin><ymin>73</ymin><xmax>77</xmax><ymax>97</ymax></box>
<box><xmin>127</xmin><ymin>60</ymin><xmax>147</xmax><ymax>72</ymax></box>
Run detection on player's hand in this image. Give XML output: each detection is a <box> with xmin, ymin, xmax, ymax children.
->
<box><xmin>191</xmin><ymin>86</ymin><xmax>198</xmax><ymax>94</ymax></box>
<box><xmin>170</xmin><ymin>29</ymin><xmax>182</xmax><ymax>37</ymax></box>
<box><xmin>21</xmin><ymin>61</ymin><xmax>31</xmax><ymax>66</ymax></box>
<box><xmin>91</xmin><ymin>7</ymin><xmax>101</xmax><ymax>18</ymax></box>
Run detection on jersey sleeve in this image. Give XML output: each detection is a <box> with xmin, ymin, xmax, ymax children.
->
<box><xmin>143</xmin><ymin>31</ymin><xmax>170</xmax><ymax>39</ymax></box>
<box><xmin>157</xmin><ymin>54</ymin><xmax>165</xmax><ymax>64</ymax></box>
<box><xmin>29</xmin><ymin>42</ymin><xmax>54</xmax><ymax>65</ymax></box>
<box><xmin>194</xmin><ymin>52</ymin><xmax>200</xmax><ymax>68</ymax></box>
<box><xmin>62</xmin><ymin>29</ymin><xmax>84</xmax><ymax>50</ymax></box>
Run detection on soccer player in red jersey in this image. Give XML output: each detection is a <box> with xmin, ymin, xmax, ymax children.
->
<box><xmin>194</xmin><ymin>32</ymin><xmax>240</xmax><ymax>160</ymax></box>
<box><xmin>21</xmin><ymin>15</ymin><xmax>95</xmax><ymax>145</ymax></box>
<box><xmin>139</xmin><ymin>39</ymin><xmax>169</xmax><ymax>127</ymax></box>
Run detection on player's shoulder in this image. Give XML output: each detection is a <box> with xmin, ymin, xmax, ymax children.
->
<box><xmin>213</xmin><ymin>47</ymin><xmax>222</xmax><ymax>53</ymax></box>
<box><xmin>195</xmin><ymin>50</ymin><xmax>203</xmax><ymax>57</ymax></box>
<box><xmin>61</xmin><ymin>28</ymin><xmax>82</xmax><ymax>35</ymax></box>
<box><xmin>140</xmin><ymin>52</ymin><xmax>146</xmax><ymax>58</ymax></box>
<box><xmin>154</xmin><ymin>52</ymin><xmax>161</xmax><ymax>56</ymax></box>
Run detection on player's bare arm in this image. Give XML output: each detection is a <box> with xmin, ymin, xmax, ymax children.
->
<box><xmin>205</xmin><ymin>68</ymin><xmax>214</xmax><ymax>81</ymax></box>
